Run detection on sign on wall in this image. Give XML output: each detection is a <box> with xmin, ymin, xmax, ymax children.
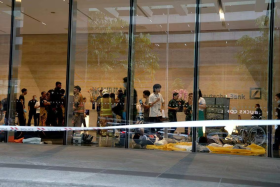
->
<box><xmin>250</xmin><ymin>88</ymin><xmax>261</xmax><ymax>99</ymax></box>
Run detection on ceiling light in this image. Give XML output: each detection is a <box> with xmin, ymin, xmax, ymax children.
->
<box><xmin>42</xmin><ymin>22</ymin><xmax>46</xmax><ymax>25</ymax></box>
<box><xmin>149</xmin><ymin>20</ymin><xmax>152</xmax><ymax>22</ymax></box>
<box><xmin>150</xmin><ymin>5</ymin><xmax>173</xmax><ymax>9</ymax></box>
<box><xmin>116</xmin><ymin>7</ymin><xmax>130</xmax><ymax>10</ymax></box>
<box><xmin>184</xmin><ymin>44</ymin><xmax>187</xmax><ymax>46</ymax></box>
<box><xmin>0</xmin><ymin>1</ymin><xmax>3</xmax><ymax>3</ymax></box>
<box><xmin>226</xmin><ymin>41</ymin><xmax>227</xmax><ymax>44</ymax></box>
<box><xmin>16</xmin><ymin>0</ymin><xmax>21</xmax><ymax>2</ymax></box>
<box><xmin>219</xmin><ymin>9</ymin><xmax>225</xmax><ymax>21</ymax></box>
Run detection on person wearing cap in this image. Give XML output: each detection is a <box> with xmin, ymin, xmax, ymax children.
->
<box><xmin>168</xmin><ymin>92</ymin><xmax>179</xmax><ymax>122</ymax></box>
<box><xmin>97</xmin><ymin>89</ymin><xmax>114</xmax><ymax>136</ymax></box>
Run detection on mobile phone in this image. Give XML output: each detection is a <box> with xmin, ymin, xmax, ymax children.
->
<box><xmin>139</xmin><ymin>99</ymin><xmax>143</xmax><ymax>105</ymax></box>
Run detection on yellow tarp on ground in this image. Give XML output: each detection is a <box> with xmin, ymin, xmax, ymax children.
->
<box><xmin>147</xmin><ymin>142</ymin><xmax>266</xmax><ymax>156</ymax></box>
<box><xmin>207</xmin><ymin>144</ymin><xmax>266</xmax><ymax>156</ymax></box>
<box><xmin>146</xmin><ymin>142</ymin><xmax>192</xmax><ymax>152</ymax></box>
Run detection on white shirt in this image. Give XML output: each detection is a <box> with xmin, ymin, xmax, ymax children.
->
<box><xmin>198</xmin><ymin>97</ymin><xmax>206</xmax><ymax>111</ymax></box>
<box><xmin>149</xmin><ymin>93</ymin><xmax>164</xmax><ymax>117</ymax></box>
<box><xmin>35</xmin><ymin>101</ymin><xmax>40</xmax><ymax>114</ymax></box>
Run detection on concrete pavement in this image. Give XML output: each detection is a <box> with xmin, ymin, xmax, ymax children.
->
<box><xmin>0</xmin><ymin>143</ymin><xmax>279</xmax><ymax>187</ymax></box>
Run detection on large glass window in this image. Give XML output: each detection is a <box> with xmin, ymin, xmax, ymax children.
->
<box><xmin>8</xmin><ymin>0</ymin><xmax>69</xmax><ymax>144</ymax></box>
<box><xmin>197</xmin><ymin>0</ymin><xmax>270</xmax><ymax>156</ymax></box>
<box><xmin>273</xmin><ymin>0</ymin><xmax>280</xmax><ymax>157</ymax></box>
<box><xmin>0</xmin><ymin>0</ymin><xmax>11</xmax><ymax>133</ymax></box>
<box><xmin>68</xmin><ymin>0</ymin><xmax>130</xmax><ymax>147</ymax></box>
<box><xmin>128</xmin><ymin>0</ymin><xmax>195</xmax><ymax>150</ymax></box>
<box><xmin>1</xmin><ymin>0</ymin><xmax>277</xmax><ymax>157</ymax></box>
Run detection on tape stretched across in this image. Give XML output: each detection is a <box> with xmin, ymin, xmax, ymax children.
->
<box><xmin>0</xmin><ymin>120</ymin><xmax>279</xmax><ymax>131</ymax></box>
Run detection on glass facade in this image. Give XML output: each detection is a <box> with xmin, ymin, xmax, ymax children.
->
<box><xmin>0</xmin><ymin>0</ymin><xmax>279</xmax><ymax>157</ymax></box>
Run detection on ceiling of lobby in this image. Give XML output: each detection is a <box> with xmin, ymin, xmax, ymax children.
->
<box><xmin>0</xmin><ymin>0</ymin><xmax>278</xmax><ymax>35</ymax></box>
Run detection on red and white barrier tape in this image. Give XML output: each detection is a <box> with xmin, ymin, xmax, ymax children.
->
<box><xmin>0</xmin><ymin>120</ymin><xmax>279</xmax><ymax>131</ymax></box>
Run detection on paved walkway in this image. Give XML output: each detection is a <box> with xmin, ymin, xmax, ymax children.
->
<box><xmin>0</xmin><ymin>144</ymin><xmax>279</xmax><ymax>187</ymax></box>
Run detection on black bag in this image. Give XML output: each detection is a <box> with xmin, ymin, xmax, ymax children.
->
<box><xmin>83</xmin><ymin>134</ymin><xmax>93</xmax><ymax>144</ymax></box>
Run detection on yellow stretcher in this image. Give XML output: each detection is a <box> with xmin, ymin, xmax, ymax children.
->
<box><xmin>207</xmin><ymin>144</ymin><xmax>266</xmax><ymax>156</ymax></box>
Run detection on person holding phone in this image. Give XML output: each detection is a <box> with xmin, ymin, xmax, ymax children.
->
<box><xmin>149</xmin><ymin>84</ymin><xmax>164</xmax><ymax>128</ymax></box>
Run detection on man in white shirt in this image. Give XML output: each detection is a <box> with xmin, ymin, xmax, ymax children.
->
<box><xmin>34</xmin><ymin>98</ymin><xmax>40</xmax><ymax>126</ymax></box>
<box><xmin>149</xmin><ymin>84</ymin><xmax>165</xmax><ymax>127</ymax></box>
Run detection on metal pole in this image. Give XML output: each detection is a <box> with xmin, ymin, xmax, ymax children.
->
<box><xmin>192</xmin><ymin>0</ymin><xmax>201</xmax><ymax>152</ymax></box>
<box><xmin>125</xmin><ymin>0</ymin><xmax>136</xmax><ymax>148</ymax></box>
<box><xmin>267</xmin><ymin>0</ymin><xmax>275</xmax><ymax>157</ymax></box>
<box><xmin>5</xmin><ymin>0</ymin><xmax>16</xmax><ymax>143</ymax></box>
<box><xmin>64</xmin><ymin>0</ymin><xmax>75</xmax><ymax>145</ymax></box>
<box><xmin>164</xmin><ymin>7</ymin><xmax>169</xmax><ymax>139</ymax></box>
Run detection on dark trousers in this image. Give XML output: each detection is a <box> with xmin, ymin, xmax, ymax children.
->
<box><xmin>36</xmin><ymin>113</ymin><xmax>40</xmax><ymax>126</ymax></box>
<box><xmin>18</xmin><ymin>113</ymin><xmax>26</xmax><ymax>126</ymax></box>
<box><xmin>82</xmin><ymin>117</ymin><xmax>86</xmax><ymax>127</ymax></box>
<box><xmin>274</xmin><ymin>127</ymin><xmax>280</xmax><ymax>150</ymax></box>
<box><xmin>28</xmin><ymin>112</ymin><xmax>37</xmax><ymax>126</ymax></box>
<box><xmin>46</xmin><ymin>108</ymin><xmax>63</xmax><ymax>126</ymax></box>
<box><xmin>149</xmin><ymin>117</ymin><xmax>162</xmax><ymax>133</ymax></box>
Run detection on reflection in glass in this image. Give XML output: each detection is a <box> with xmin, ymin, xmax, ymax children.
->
<box><xmin>198</xmin><ymin>0</ymin><xmax>270</xmax><ymax>155</ymax></box>
<box><xmin>129</xmin><ymin>0</ymin><xmax>195</xmax><ymax>149</ymax></box>
<box><xmin>0</xmin><ymin>0</ymin><xmax>11</xmax><ymax>138</ymax></box>
<box><xmin>273</xmin><ymin>2</ymin><xmax>280</xmax><ymax>157</ymax></box>
<box><xmin>8</xmin><ymin>0</ymin><xmax>69</xmax><ymax>144</ymax></box>
<box><xmin>69</xmin><ymin>0</ymin><xmax>131</xmax><ymax>147</ymax></box>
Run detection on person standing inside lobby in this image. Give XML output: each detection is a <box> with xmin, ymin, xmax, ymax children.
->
<box><xmin>184</xmin><ymin>93</ymin><xmax>193</xmax><ymax>134</ymax></box>
<box><xmin>149</xmin><ymin>84</ymin><xmax>165</xmax><ymax>132</ymax></box>
<box><xmin>34</xmin><ymin>97</ymin><xmax>40</xmax><ymax>126</ymax></box>
<box><xmin>274</xmin><ymin>93</ymin><xmax>280</xmax><ymax>151</ymax></box>
<box><xmin>198</xmin><ymin>89</ymin><xmax>206</xmax><ymax>138</ymax></box>
<box><xmin>123</xmin><ymin>77</ymin><xmax>138</xmax><ymax>122</ymax></box>
<box><xmin>252</xmin><ymin>104</ymin><xmax>262</xmax><ymax>120</ymax></box>
<box><xmin>16</xmin><ymin>98</ymin><xmax>26</xmax><ymax>126</ymax></box>
<box><xmin>142</xmin><ymin>90</ymin><xmax>151</xmax><ymax>124</ymax></box>
<box><xmin>168</xmin><ymin>92</ymin><xmax>179</xmax><ymax>122</ymax></box>
<box><xmin>39</xmin><ymin>91</ymin><xmax>50</xmax><ymax>126</ymax></box>
<box><xmin>19</xmin><ymin>88</ymin><xmax>27</xmax><ymax>109</ymax></box>
<box><xmin>46</xmin><ymin>82</ymin><xmax>64</xmax><ymax>126</ymax></box>
<box><xmin>98</xmin><ymin>89</ymin><xmax>114</xmax><ymax>136</ymax></box>
<box><xmin>27</xmin><ymin>95</ymin><xmax>37</xmax><ymax>126</ymax></box>
<box><xmin>72</xmin><ymin>86</ymin><xmax>84</xmax><ymax>127</ymax></box>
